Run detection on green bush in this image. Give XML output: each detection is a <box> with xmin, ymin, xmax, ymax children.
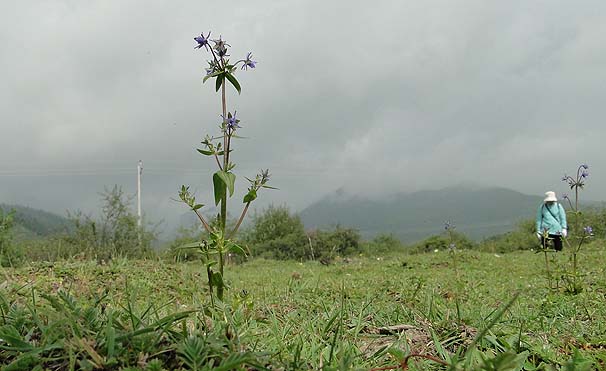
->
<box><xmin>0</xmin><ymin>207</ymin><xmax>23</xmax><ymax>267</ymax></box>
<box><xmin>245</xmin><ymin>205</ymin><xmax>308</xmax><ymax>260</ymax></box>
<box><xmin>409</xmin><ymin>231</ymin><xmax>476</xmax><ymax>254</ymax></box>
<box><xmin>478</xmin><ymin>219</ymin><xmax>538</xmax><ymax>253</ymax></box>
<box><xmin>61</xmin><ymin>185</ymin><xmax>156</xmax><ymax>260</ymax></box>
<box><xmin>308</xmin><ymin>225</ymin><xmax>362</xmax><ymax>261</ymax></box>
<box><xmin>362</xmin><ymin>233</ymin><xmax>403</xmax><ymax>255</ymax></box>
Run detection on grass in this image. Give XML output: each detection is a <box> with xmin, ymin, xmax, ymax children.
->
<box><xmin>1</xmin><ymin>243</ymin><xmax>605</xmax><ymax>370</ymax></box>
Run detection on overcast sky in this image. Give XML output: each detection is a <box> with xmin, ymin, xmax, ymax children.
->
<box><xmin>1</xmin><ymin>1</ymin><xmax>605</xmax><ymax>232</ymax></box>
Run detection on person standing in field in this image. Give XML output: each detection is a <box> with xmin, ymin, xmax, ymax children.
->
<box><xmin>535</xmin><ymin>191</ymin><xmax>567</xmax><ymax>251</ymax></box>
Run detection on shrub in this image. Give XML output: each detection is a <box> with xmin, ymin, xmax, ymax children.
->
<box><xmin>0</xmin><ymin>207</ymin><xmax>23</xmax><ymax>267</ymax></box>
<box><xmin>62</xmin><ymin>185</ymin><xmax>156</xmax><ymax>260</ymax></box>
<box><xmin>308</xmin><ymin>225</ymin><xmax>362</xmax><ymax>261</ymax></box>
<box><xmin>245</xmin><ymin>205</ymin><xmax>308</xmax><ymax>260</ymax></box>
<box><xmin>478</xmin><ymin>219</ymin><xmax>538</xmax><ymax>253</ymax></box>
<box><xmin>362</xmin><ymin>233</ymin><xmax>403</xmax><ymax>255</ymax></box>
<box><xmin>410</xmin><ymin>231</ymin><xmax>476</xmax><ymax>254</ymax></box>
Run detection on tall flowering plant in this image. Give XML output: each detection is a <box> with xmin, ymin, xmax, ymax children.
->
<box><xmin>561</xmin><ymin>164</ymin><xmax>592</xmax><ymax>293</ymax></box>
<box><xmin>179</xmin><ymin>32</ymin><xmax>272</xmax><ymax>302</ymax></box>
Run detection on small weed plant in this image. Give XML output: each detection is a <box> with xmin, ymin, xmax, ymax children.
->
<box><xmin>178</xmin><ymin>32</ymin><xmax>273</xmax><ymax>302</ymax></box>
<box><xmin>561</xmin><ymin>163</ymin><xmax>593</xmax><ymax>293</ymax></box>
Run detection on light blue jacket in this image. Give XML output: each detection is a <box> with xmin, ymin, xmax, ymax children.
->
<box><xmin>535</xmin><ymin>202</ymin><xmax>567</xmax><ymax>235</ymax></box>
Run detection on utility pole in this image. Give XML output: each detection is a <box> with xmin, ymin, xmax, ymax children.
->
<box><xmin>137</xmin><ymin>160</ymin><xmax>143</xmax><ymax>228</ymax></box>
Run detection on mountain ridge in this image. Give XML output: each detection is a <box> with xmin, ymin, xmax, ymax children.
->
<box><xmin>299</xmin><ymin>186</ymin><xmax>544</xmax><ymax>242</ymax></box>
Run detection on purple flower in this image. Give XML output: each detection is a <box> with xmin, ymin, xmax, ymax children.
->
<box><xmin>583</xmin><ymin>226</ymin><xmax>593</xmax><ymax>235</ymax></box>
<box><xmin>581</xmin><ymin>171</ymin><xmax>589</xmax><ymax>178</ymax></box>
<box><xmin>448</xmin><ymin>243</ymin><xmax>456</xmax><ymax>250</ymax></box>
<box><xmin>242</xmin><ymin>52</ymin><xmax>257</xmax><ymax>70</ymax></box>
<box><xmin>562</xmin><ymin>193</ymin><xmax>569</xmax><ymax>200</ymax></box>
<box><xmin>581</xmin><ymin>164</ymin><xmax>589</xmax><ymax>169</ymax></box>
<box><xmin>561</xmin><ymin>175</ymin><xmax>568</xmax><ymax>182</ymax></box>
<box><xmin>194</xmin><ymin>32</ymin><xmax>211</xmax><ymax>50</ymax></box>
<box><xmin>261</xmin><ymin>169</ymin><xmax>270</xmax><ymax>182</ymax></box>
<box><xmin>222</xmin><ymin>111</ymin><xmax>240</xmax><ymax>130</ymax></box>
<box><xmin>444</xmin><ymin>221</ymin><xmax>454</xmax><ymax>230</ymax></box>
<box><xmin>213</xmin><ymin>37</ymin><xmax>229</xmax><ymax>57</ymax></box>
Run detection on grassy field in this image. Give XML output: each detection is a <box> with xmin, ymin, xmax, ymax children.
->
<box><xmin>1</xmin><ymin>244</ymin><xmax>605</xmax><ymax>370</ymax></box>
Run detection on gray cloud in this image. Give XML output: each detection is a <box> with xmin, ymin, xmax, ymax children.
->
<box><xmin>1</xmin><ymin>0</ymin><xmax>605</xmax><ymax>233</ymax></box>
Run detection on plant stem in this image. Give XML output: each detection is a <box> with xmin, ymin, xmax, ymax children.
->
<box><xmin>193</xmin><ymin>209</ymin><xmax>211</xmax><ymax>234</ymax></box>
<box><xmin>228</xmin><ymin>202</ymin><xmax>250</xmax><ymax>240</ymax></box>
<box><xmin>218</xmin><ymin>79</ymin><xmax>227</xmax><ymax>301</ymax></box>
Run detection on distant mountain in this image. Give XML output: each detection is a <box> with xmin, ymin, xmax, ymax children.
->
<box><xmin>0</xmin><ymin>204</ymin><xmax>73</xmax><ymax>239</ymax></box>
<box><xmin>299</xmin><ymin>186</ymin><xmax>544</xmax><ymax>242</ymax></box>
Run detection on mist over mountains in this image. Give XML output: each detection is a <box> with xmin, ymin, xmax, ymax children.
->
<box><xmin>300</xmin><ymin>186</ymin><xmax>544</xmax><ymax>242</ymax></box>
<box><xmin>4</xmin><ymin>185</ymin><xmax>593</xmax><ymax>244</ymax></box>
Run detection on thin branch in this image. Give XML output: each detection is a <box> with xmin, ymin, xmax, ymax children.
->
<box><xmin>228</xmin><ymin>202</ymin><xmax>250</xmax><ymax>239</ymax></box>
<box><xmin>213</xmin><ymin>152</ymin><xmax>223</xmax><ymax>171</ymax></box>
<box><xmin>193</xmin><ymin>209</ymin><xmax>211</xmax><ymax>233</ymax></box>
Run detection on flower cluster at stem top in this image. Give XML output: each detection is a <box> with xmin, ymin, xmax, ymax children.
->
<box><xmin>562</xmin><ymin>164</ymin><xmax>589</xmax><ymax>189</ymax></box>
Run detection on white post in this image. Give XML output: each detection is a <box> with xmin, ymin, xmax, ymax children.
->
<box><xmin>137</xmin><ymin>160</ymin><xmax>142</xmax><ymax>228</ymax></box>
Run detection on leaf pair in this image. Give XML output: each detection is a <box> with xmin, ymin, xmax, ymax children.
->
<box><xmin>213</xmin><ymin>171</ymin><xmax>236</xmax><ymax>206</ymax></box>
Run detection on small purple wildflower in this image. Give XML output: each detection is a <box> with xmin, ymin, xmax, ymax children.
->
<box><xmin>222</xmin><ymin>111</ymin><xmax>240</xmax><ymax>130</ymax></box>
<box><xmin>581</xmin><ymin>164</ymin><xmax>589</xmax><ymax>170</ymax></box>
<box><xmin>194</xmin><ymin>32</ymin><xmax>211</xmax><ymax>50</ymax></box>
<box><xmin>261</xmin><ymin>169</ymin><xmax>270</xmax><ymax>183</ymax></box>
<box><xmin>583</xmin><ymin>226</ymin><xmax>593</xmax><ymax>235</ymax></box>
<box><xmin>242</xmin><ymin>52</ymin><xmax>257</xmax><ymax>70</ymax></box>
<box><xmin>213</xmin><ymin>37</ymin><xmax>229</xmax><ymax>57</ymax></box>
<box><xmin>562</xmin><ymin>175</ymin><xmax>569</xmax><ymax>182</ymax></box>
<box><xmin>448</xmin><ymin>243</ymin><xmax>456</xmax><ymax>250</ymax></box>
<box><xmin>562</xmin><ymin>193</ymin><xmax>569</xmax><ymax>200</ymax></box>
<box><xmin>581</xmin><ymin>171</ymin><xmax>589</xmax><ymax>178</ymax></box>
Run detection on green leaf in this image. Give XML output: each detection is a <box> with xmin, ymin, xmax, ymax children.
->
<box><xmin>213</xmin><ymin>172</ymin><xmax>227</xmax><ymax>206</ymax></box>
<box><xmin>215</xmin><ymin>73</ymin><xmax>224</xmax><ymax>92</ymax></box>
<box><xmin>203</xmin><ymin>70</ymin><xmax>223</xmax><ymax>83</ymax></box>
<box><xmin>243</xmin><ymin>189</ymin><xmax>257</xmax><ymax>203</ymax></box>
<box><xmin>225</xmin><ymin>72</ymin><xmax>241</xmax><ymax>94</ymax></box>
<box><xmin>192</xmin><ymin>204</ymin><xmax>204</xmax><ymax>211</ymax></box>
<box><xmin>211</xmin><ymin>271</ymin><xmax>224</xmax><ymax>287</ymax></box>
<box><xmin>106</xmin><ymin>313</ymin><xmax>116</xmax><ymax>359</ymax></box>
<box><xmin>227</xmin><ymin>242</ymin><xmax>247</xmax><ymax>256</ymax></box>
<box><xmin>179</xmin><ymin>241</ymin><xmax>202</xmax><ymax>249</ymax></box>
<box><xmin>196</xmin><ymin>149</ymin><xmax>214</xmax><ymax>156</ymax></box>
<box><xmin>216</xmin><ymin>171</ymin><xmax>236</xmax><ymax>197</ymax></box>
<box><xmin>262</xmin><ymin>185</ymin><xmax>279</xmax><ymax>190</ymax></box>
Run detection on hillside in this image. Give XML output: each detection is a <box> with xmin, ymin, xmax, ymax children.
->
<box><xmin>0</xmin><ymin>203</ymin><xmax>73</xmax><ymax>239</ymax></box>
<box><xmin>299</xmin><ymin>186</ymin><xmax>544</xmax><ymax>242</ymax></box>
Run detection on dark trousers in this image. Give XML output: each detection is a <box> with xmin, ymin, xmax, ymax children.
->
<box><xmin>541</xmin><ymin>234</ymin><xmax>563</xmax><ymax>251</ymax></box>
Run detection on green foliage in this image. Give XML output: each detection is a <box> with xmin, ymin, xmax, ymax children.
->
<box><xmin>410</xmin><ymin>230</ymin><xmax>476</xmax><ymax>254</ymax></box>
<box><xmin>3</xmin><ymin>247</ymin><xmax>606</xmax><ymax>369</ymax></box>
<box><xmin>308</xmin><ymin>225</ymin><xmax>362</xmax><ymax>262</ymax></box>
<box><xmin>167</xmin><ymin>225</ymin><xmax>205</xmax><ymax>262</ymax></box>
<box><xmin>362</xmin><ymin>233</ymin><xmax>403</xmax><ymax>255</ymax></box>
<box><xmin>0</xmin><ymin>207</ymin><xmax>23</xmax><ymax>267</ymax></box>
<box><xmin>479</xmin><ymin>220</ymin><xmax>537</xmax><ymax>253</ymax></box>
<box><xmin>245</xmin><ymin>204</ymin><xmax>308</xmax><ymax>260</ymax></box>
<box><xmin>0</xmin><ymin>203</ymin><xmax>73</xmax><ymax>239</ymax></box>
<box><xmin>62</xmin><ymin>185</ymin><xmax>156</xmax><ymax>260</ymax></box>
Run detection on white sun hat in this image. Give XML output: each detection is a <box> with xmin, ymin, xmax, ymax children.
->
<box><xmin>544</xmin><ymin>191</ymin><xmax>557</xmax><ymax>202</ymax></box>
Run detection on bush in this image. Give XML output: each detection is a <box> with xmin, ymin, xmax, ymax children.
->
<box><xmin>308</xmin><ymin>226</ymin><xmax>362</xmax><ymax>262</ymax></box>
<box><xmin>245</xmin><ymin>205</ymin><xmax>308</xmax><ymax>260</ymax></box>
<box><xmin>409</xmin><ymin>231</ymin><xmax>476</xmax><ymax>254</ymax></box>
<box><xmin>362</xmin><ymin>233</ymin><xmax>403</xmax><ymax>255</ymax></box>
<box><xmin>0</xmin><ymin>207</ymin><xmax>23</xmax><ymax>267</ymax></box>
<box><xmin>61</xmin><ymin>185</ymin><xmax>157</xmax><ymax>260</ymax></box>
<box><xmin>478</xmin><ymin>219</ymin><xmax>538</xmax><ymax>253</ymax></box>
